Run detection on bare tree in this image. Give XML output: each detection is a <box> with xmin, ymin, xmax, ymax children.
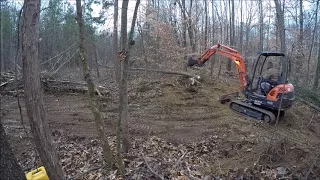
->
<box><xmin>299</xmin><ymin>0</ymin><xmax>303</xmax><ymax>49</ymax></box>
<box><xmin>112</xmin><ymin>0</ymin><xmax>126</xmax><ymax>175</ymax></box>
<box><xmin>259</xmin><ymin>0</ymin><xmax>264</xmax><ymax>52</ymax></box>
<box><xmin>118</xmin><ymin>0</ymin><xmax>140</xmax><ymax>153</ymax></box>
<box><xmin>204</xmin><ymin>0</ymin><xmax>208</xmax><ymax>49</ymax></box>
<box><xmin>22</xmin><ymin>0</ymin><xmax>66</xmax><ymax>179</ymax></box>
<box><xmin>244</xmin><ymin>1</ymin><xmax>255</xmax><ymax>60</ymax></box>
<box><xmin>274</xmin><ymin>0</ymin><xmax>286</xmax><ymax>53</ymax></box>
<box><xmin>177</xmin><ymin>0</ymin><xmax>196</xmax><ymax>52</ymax></box>
<box><xmin>210</xmin><ymin>0</ymin><xmax>216</xmax><ymax>77</ymax></box>
<box><xmin>93</xmin><ymin>43</ymin><xmax>100</xmax><ymax>78</ymax></box>
<box><xmin>119</xmin><ymin>0</ymin><xmax>130</xmax><ymax>154</ymax></box>
<box><xmin>296</xmin><ymin>0</ymin><xmax>304</xmax><ymax>84</ymax></box>
<box><xmin>307</xmin><ymin>0</ymin><xmax>319</xmax><ymax>84</ymax></box>
<box><xmin>226</xmin><ymin>0</ymin><xmax>235</xmax><ymax>71</ymax></box>
<box><xmin>75</xmin><ymin>0</ymin><xmax>113</xmax><ymax>169</ymax></box>
<box><xmin>239</xmin><ymin>0</ymin><xmax>244</xmax><ymax>54</ymax></box>
<box><xmin>113</xmin><ymin>0</ymin><xmax>120</xmax><ymax>84</ymax></box>
<box><xmin>313</xmin><ymin>32</ymin><xmax>320</xmax><ymax>90</ymax></box>
<box><xmin>189</xmin><ymin>0</ymin><xmax>195</xmax><ymax>52</ymax></box>
<box><xmin>181</xmin><ymin>0</ymin><xmax>187</xmax><ymax>48</ymax></box>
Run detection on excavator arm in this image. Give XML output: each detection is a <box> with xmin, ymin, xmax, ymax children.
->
<box><xmin>188</xmin><ymin>43</ymin><xmax>248</xmax><ymax>90</ymax></box>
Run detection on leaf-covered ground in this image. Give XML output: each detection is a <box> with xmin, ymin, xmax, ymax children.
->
<box><xmin>1</xmin><ymin>68</ymin><xmax>320</xmax><ymax>179</ymax></box>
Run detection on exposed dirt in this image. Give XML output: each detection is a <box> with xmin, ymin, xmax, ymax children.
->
<box><xmin>1</xmin><ymin>68</ymin><xmax>320</xmax><ymax>179</ymax></box>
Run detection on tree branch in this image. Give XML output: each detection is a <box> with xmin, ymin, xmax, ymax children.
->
<box><xmin>97</xmin><ymin>63</ymin><xmax>200</xmax><ymax>79</ymax></box>
<box><xmin>298</xmin><ymin>97</ymin><xmax>320</xmax><ymax>112</ymax></box>
<box><xmin>142</xmin><ymin>153</ymin><xmax>164</xmax><ymax>180</ymax></box>
<box><xmin>40</xmin><ymin>42</ymin><xmax>77</xmax><ymax>66</ymax></box>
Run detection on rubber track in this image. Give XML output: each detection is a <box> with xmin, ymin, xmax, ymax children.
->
<box><xmin>229</xmin><ymin>100</ymin><xmax>276</xmax><ymax>124</ymax></box>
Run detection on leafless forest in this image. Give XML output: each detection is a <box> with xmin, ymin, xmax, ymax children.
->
<box><xmin>1</xmin><ymin>0</ymin><xmax>320</xmax><ymax>179</ymax></box>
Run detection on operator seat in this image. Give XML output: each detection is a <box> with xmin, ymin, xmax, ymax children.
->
<box><xmin>260</xmin><ymin>72</ymin><xmax>282</xmax><ymax>95</ymax></box>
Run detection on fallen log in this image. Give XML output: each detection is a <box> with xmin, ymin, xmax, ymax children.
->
<box><xmin>130</xmin><ymin>67</ymin><xmax>200</xmax><ymax>79</ymax></box>
<box><xmin>0</xmin><ymin>78</ymin><xmax>109</xmax><ymax>97</ymax></box>
<box><xmin>42</xmin><ymin>80</ymin><xmax>108</xmax><ymax>96</ymax></box>
<box><xmin>97</xmin><ymin>63</ymin><xmax>200</xmax><ymax>79</ymax></box>
<box><xmin>298</xmin><ymin>97</ymin><xmax>320</xmax><ymax>112</ymax></box>
<box><xmin>0</xmin><ymin>78</ymin><xmax>23</xmax><ymax>92</ymax></box>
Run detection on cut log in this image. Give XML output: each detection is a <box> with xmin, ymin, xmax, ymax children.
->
<box><xmin>0</xmin><ymin>77</ymin><xmax>109</xmax><ymax>97</ymax></box>
<box><xmin>97</xmin><ymin>63</ymin><xmax>200</xmax><ymax>79</ymax></box>
<box><xmin>130</xmin><ymin>68</ymin><xmax>200</xmax><ymax>79</ymax></box>
<box><xmin>0</xmin><ymin>78</ymin><xmax>23</xmax><ymax>92</ymax></box>
<box><xmin>42</xmin><ymin>80</ymin><xmax>108</xmax><ymax>96</ymax></box>
<box><xmin>298</xmin><ymin>97</ymin><xmax>320</xmax><ymax>112</ymax></box>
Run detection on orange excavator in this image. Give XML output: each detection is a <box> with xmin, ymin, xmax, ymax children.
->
<box><xmin>187</xmin><ymin>43</ymin><xmax>295</xmax><ymax>123</ymax></box>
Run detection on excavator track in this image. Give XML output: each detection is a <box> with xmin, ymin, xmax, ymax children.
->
<box><xmin>229</xmin><ymin>100</ymin><xmax>276</xmax><ymax>124</ymax></box>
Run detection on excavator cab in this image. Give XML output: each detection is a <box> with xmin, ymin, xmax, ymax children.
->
<box><xmin>244</xmin><ymin>52</ymin><xmax>295</xmax><ymax>114</ymax></box>
<box><xmin>230</xmin><ymin>52</ymin><xmax>295</xmax><ymax>123</ymax></box>
<box><xmin>249</xmin><ymin>52</ymin><xmax>287</xmax><ymax>93</ymax></box>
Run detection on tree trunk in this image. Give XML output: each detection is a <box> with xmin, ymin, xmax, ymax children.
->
<box><xmin>204</xmin><ymin>0</ymin><xmax>208</xmax><ymax>49</ymax></box>
<box><xmin>307</xmin><ymin>0</ymin><xmax>319</xmax><ymax>84</ymax></box>
<box><xmin>296</xmin><ymin>0</ymin><xmax>304</xmax><ymax>84</ymax></box>
<box><xmin>113</xmin><ymin>0</ymin><xmax>126</xmax><ymax>175</ymax></box>
<box><xmin>259</xmin><ymin>0</ymin><xmax>264</xmax><ymax>52</ymax></box>
<box><xmin>299</xmin><ymin>0</ymin><xmax>303</xmax><ymax>48</ymax></box>
<box><xmin>119</xmin><ymin>0</ymin><xmax>140</xmax><ymax>154</ymax></box>
<box><xmin>93</xmin><ymin>43</ymin><xmax>100</xmax><ymax>78</ymax></box>
<box><xmin>176</xmin><ymin>0</ymin><xmax>195</xmax><ymax>52</ymax></box>
<box><xmin>119</xmin><ymin>0</ymin><xmax>130</xmax><ymax>155</ymax></box>
<box><xmin>313</xmin><ymin>38</ymin><xmax>320</xmax><ymax>91</ymax></box>
<box><xmin>274</xmin><ymin>0</ymin><xmax>286</xmax><ymax>54</ymax></box>
<box><xmin>239</xmin><ymin>0</ymin><xmax>243</xmax><ymax>54</ymax></box>
<box><xmin>188</xmin><ymin>0</ymin><xmax>195</xmax><ymax>52</ymax></box>
<box><xmin>22</xmin><ymin>0</ymin><xmax>66</xmax><ymax>179</ymax></box>
<box><xmin>226</xmin><ymin>0</ymin><xmax>234</xmax><ymax>72</ymax></box>
<box><xmin>266</xmin><ymin>6</ymin><xmax>271</xmax><ymax>50</ymax></box>
<box><xmin>76</xmin><ymin>0</ymin><xmax>113</xmax><ymax>169</ymax></box>
<box><xmin>137</xmin><ymin>23</ymin><xmax>148</xmax><ymax>70</ymax></box>
<box><xmin>0</xmin><ymin>121</ymin><xmax>25</xmax><ymax>180</ymax></box>
<box><xmin>182</xmin><ymin>0</ymin><xmax>187</xmax><ymax>47</ymax></box>
<box><xmin>194</xmin><ymin>1</ymin><xmax>199</xmax><ymax>51</ymax></box>
<box><xmin>210</xmin><ymin>0</ymin><xmax>216</xmax><ymax>77</ymax></box>
<box><xmin>113</xmin><ymin>0</ymin><xmax>120</xmax><ymax>83</ymax></box>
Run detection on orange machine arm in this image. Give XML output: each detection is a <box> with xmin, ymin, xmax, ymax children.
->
<box><xmin>196</xmin><ymin>43</ymin><xmax>248</xmax><ymax>90</ymax></box>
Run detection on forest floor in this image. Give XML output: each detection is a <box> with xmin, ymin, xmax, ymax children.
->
<box><xmin>1</xmin><ymin>68</ymin><xmax>320</xmax><ymax>179</ymax></box>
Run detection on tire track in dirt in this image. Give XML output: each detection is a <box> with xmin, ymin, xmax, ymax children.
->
<box><xmin>124</xmin><ymin>99</ymin><xmax>228</xmax><ymax>143</ymax></box>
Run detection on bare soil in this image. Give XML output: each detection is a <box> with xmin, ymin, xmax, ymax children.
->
<box><xmin>1</xmin><ymin>68</ymin><xmax>320</xmax><ymax>179</ymax></box>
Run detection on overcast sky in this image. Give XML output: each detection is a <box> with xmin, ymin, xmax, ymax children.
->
<box><xmin>8</xmin><ymin>0</ymin><xmax>314</xmax><ymax>33</ymax></box>
<box><xmin>8</xmin><ymin>0</ymin><xmax>144</xmax><ymax>32</ymax></box>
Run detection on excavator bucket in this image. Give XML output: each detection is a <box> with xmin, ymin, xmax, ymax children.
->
<box><xmin>219</xmin><ymin>92</ymin><xmax>239</xmax><ymax>104</ymax></box>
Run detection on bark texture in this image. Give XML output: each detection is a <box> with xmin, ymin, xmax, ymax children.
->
<box><xmin>313</xmin><ymin>40</ymin><xmax>320</xmax><ymax>90</ymax></box>
<box><xmin>22</xmin><ymin>0</ymin><xmax>66</xmax><ymax>179</ymax></box>
<box><xmin>0</xmin><ymin>121</ymin><xmax>26</xmax><ymax>180</ymax></box>
<box><xmin>274</xmin><ymin>0</ymin><xmax>286</xmax><ymax>53</ymax></box>
<box><xmin>119</xmin><ymin>0</ymin><xmax>130</xmax><ymax>153</ymax></box>
<box><xmin>113</xmin><ymin>0</ymin><xmax>126</xmax><ymax>176</ymax></box>
<box><xmin>118</xmin><ymin>0</ymin><xmax>140</xmax><ymax>154</ymax></box>
<box><xmin>75</xmin><ymin>0</ymin><xmax>113</xmax><ymax>169</ymax></box>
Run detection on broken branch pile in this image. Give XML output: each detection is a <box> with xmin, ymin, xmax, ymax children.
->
<box><xmin>0</xmin><ymin>72</ymin><xmax>108</xmax><ymax>96</ymax></box>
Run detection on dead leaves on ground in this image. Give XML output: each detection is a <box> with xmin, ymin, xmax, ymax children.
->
<box><xmin>16</xmin><ymin>133</ymin><xmax>309</xmax><ymax>179</ymax></box>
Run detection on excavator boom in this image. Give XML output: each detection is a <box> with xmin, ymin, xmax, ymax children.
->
<box><xmin>189</xmin><ymin>43</ymin><xmax>248</xmax><ymax>90</ymax></box>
